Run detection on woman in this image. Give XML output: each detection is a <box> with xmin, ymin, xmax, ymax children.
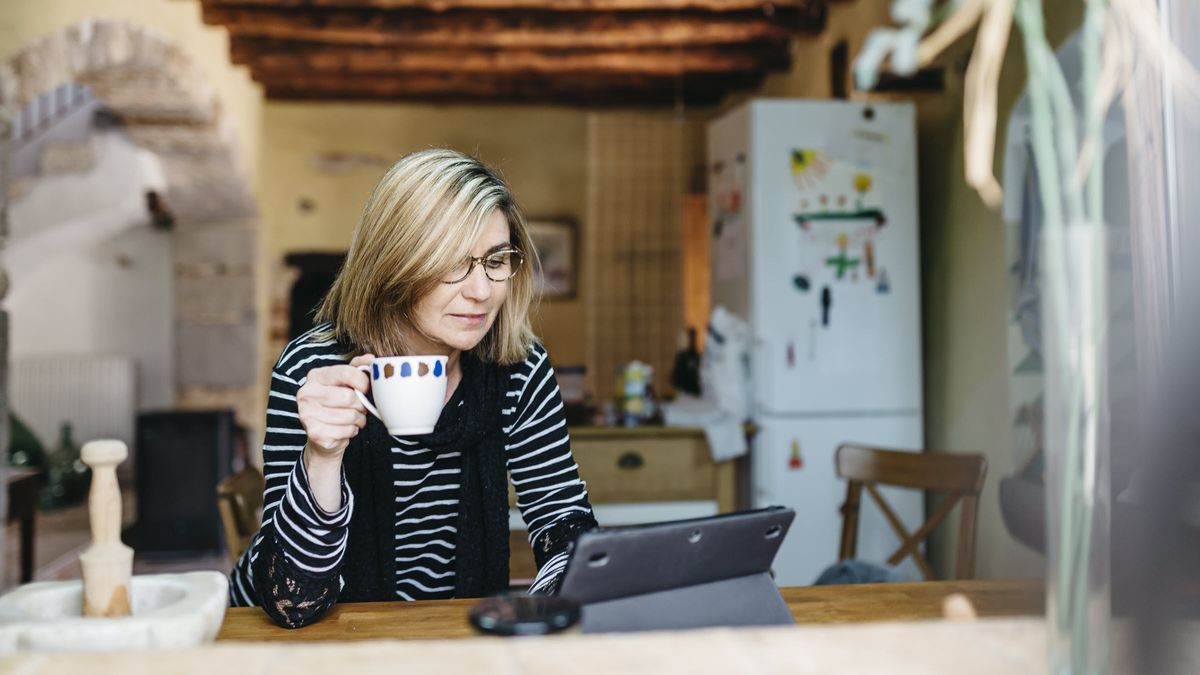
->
<box><xmin>230</xmin><ymin>149</ymin><xmax>597</xmax><ymax>628</ymax></box>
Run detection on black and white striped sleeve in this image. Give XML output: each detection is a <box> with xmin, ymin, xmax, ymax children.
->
<box><xmin>269</xmin><ymin>451</ymin><xmax>354</xmax><ymax>572</ymax></box>
<box><xmin>228</xmin><ymin>331</ymin><xmax>354</xmax><ymax>622</ymax></box>
<box><xmin>504</xmin><ymin>344</ymin><xmax>597</xmax><ymax>595</ymax></box>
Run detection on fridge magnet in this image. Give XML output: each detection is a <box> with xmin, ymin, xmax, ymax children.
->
<box><xmin>876</xmin><ymin>268</ymin><xmax>891</xmax><ymax>294</ymax></box>
<box><xmin>820</xmin><ymin>286</ymin><xmax>833</xmax><ymax>327</ymax></box>
<box><xmin>854</xmin><ymin>172</ymin><xmax>874</xmax><ymax>210</ymax></box>
<box><xmin>788</xmin><ymin>439</ymin><xmax>804</xmax><ymax>470</ymax></box>
<box><xmin>864</xmin><ymin>241</ymin><xmax>876</xmax><ymax>278</ymax></box>
<box><xmin>786</xmin><ymin>341</ymin><xmax>795</xmax><ymax>368</ymax></box>
<box><xmin>790</xmin><ymin>149</ymin><xmax>830</xmax><ymax>191</ymax></box>
<box><xmin>824</xmin><ymin>249</ymin><xmax>860</xmax><ymax>279</ymax></box>
<box><xmin>793</xmin><ymin>274</ymin><xmax>811</xmax><ymax>292</ymax></box>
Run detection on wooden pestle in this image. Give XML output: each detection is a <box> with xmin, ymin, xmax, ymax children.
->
<box><xmin>79</xmin><ymin>440</ymin><xmax>134</xmax><ymax>617</ymax></box>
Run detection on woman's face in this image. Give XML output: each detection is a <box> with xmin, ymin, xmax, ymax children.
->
<box><xmin>410</xmin><ymin>209</ymin><xmax>512</xmax><ymax>356</ymax></box>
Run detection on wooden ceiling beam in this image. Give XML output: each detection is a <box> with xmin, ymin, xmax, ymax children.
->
<box><xmin>201</xmin><ymin>7</ymin><xmax>825</xmax><ymax>49</ymax></box>
<box><xmin>232</xmin><ymin>39</ymin><xmax>791</xmax><ymax>76</ymax></box>
<box><xmin>199</xmin><ymin>0</ymin><xmax>828</xmax><ymax>104</ymax></box>
<box><xmin>202</xmin><ymin>0</ymin><xmax>816</xmax><ymax>13</ymax></box>
<box><xmin>255</xmin><ymin>71</ymin><xmax>763</xmax><ymax>106</ymax></box>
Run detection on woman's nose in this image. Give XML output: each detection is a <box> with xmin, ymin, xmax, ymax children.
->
<box><xmin>460</xmin><ymin>264</ymin><xmax>492</xmax><ymax>300</ymax></box>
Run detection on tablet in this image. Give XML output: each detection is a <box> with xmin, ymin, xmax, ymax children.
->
<box><xmin>557</xmin><ymin>506</ymin><xmax>796</xmax><ymax>632</ymax></box>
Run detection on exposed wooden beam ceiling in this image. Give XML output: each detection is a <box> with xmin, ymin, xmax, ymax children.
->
<box><xmin>233</xmin><ymin>40</ymin><xmax>789</xmax><ymax>76</ymax></box>
<box><xmin>260</xmin><ymin>72</ymin><xmax>763</xmax><ymax>106</ymax></box>
<box><xmin>202</xmin><ymin>7</ymin><xmax>820</xmax><ymax>49</ymax></box>
<box><xmin>204</xmin><ymin>0</ymin><xmax>818</xmax><ymax>11</ymax></box>
<box><xmin>200</xmin><ymin>0</ymin><xmax>830</xmax><ymax>105</ymax></box>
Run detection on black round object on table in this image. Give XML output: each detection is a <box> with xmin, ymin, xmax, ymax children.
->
<box><xmin>468</xmin><ymin>593</ymin><xmax>581</xmax><ymax>636</ymax></box>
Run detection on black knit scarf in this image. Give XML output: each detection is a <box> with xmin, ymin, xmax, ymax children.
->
<box><xmin>339</xmin><ymin>351</ymin><xmax>511</xmax><ymax>601</ymax></box>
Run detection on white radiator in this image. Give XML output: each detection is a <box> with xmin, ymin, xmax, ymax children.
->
<box><xmin>10</xmin><ymin>354</ymin><xmax>137</xmax><ymax>452</ymax></box>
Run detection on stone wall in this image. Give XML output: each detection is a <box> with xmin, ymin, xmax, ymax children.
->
<box><xmin>1</xmin><ymin>20</ymin><xmax>261</xmax><ymax>437</ymax></box>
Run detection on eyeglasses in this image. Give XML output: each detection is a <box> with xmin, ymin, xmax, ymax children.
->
<box><xmin>441</xmin><ymin>248</ymin><xmax>525</xmax><ymax>284</ymax></box>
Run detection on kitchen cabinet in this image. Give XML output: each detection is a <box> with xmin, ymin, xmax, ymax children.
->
<box><xmin>509</xmin><ymin>426</ymin><xmax>740</xmax><ymax>582</ymax></box>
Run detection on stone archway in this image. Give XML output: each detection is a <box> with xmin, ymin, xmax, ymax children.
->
<box><xmin>0</xmin><ymin>20</ymin><xmax>262</xmax><ymax>447</ymax></box>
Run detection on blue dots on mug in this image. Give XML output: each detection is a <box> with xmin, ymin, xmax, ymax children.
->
<box><xmin>434</xmin><ymin>360</ymin><xmax>443</xmax><ymax>377</ymax></box>
<box><xmin>372</xmin><ymin>363</ymin><xmax>380</xmax><ymax>380</ymax></box>
<box><xmin>401</xmin><ymin>362</ymin><xmax>413</xmax><ymax>377</ymax></box>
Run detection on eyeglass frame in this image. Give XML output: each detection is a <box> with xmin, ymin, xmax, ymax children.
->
<box><xmin>441</xmin><ymin>247</ymin><xmax>525</xmax><ymax>284</ymax></box>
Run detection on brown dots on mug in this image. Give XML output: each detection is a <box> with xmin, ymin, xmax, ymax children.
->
<box><xmin>418</xmin><ymin>362</ymin><xmax>430</xmax><ymax>376</ymax></box>
<box><xmin>384</xmin><ymin>363</ymin><xmax>395</xmax><ymax>379</ymax></box>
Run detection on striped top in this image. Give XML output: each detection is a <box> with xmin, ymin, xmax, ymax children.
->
<box><xmin>229</xmin><ymin>324</ymin><xmax>592</xmax><ymax>607</ymax></box>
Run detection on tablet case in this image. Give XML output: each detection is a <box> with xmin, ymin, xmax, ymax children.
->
<box><xmin>557</xmin><ymin>506</ymin><xmax>796</xmax><ymax>633</ymax></box>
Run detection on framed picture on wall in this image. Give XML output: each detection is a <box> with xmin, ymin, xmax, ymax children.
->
<box><xmin>527</xmin><ymin>219</ymin><xmax>577</xmax><ymax>300</ymax></box>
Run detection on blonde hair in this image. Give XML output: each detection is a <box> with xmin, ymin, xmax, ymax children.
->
<box><xmin>314</xmin><ymin>149</ymin><xmax>538</xmax><ymax>365</ymax></box>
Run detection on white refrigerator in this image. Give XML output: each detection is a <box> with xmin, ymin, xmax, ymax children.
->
<box><xmin>708</xmin><ymin>99</ymin><xmax>925</xmax><ymax>586</ymax></box>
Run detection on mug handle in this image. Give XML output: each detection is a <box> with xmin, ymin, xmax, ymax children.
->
<box><xmin>355</xmin><ymin>364</ymin><xmax>382</xmax><ymax>420</ymax></box>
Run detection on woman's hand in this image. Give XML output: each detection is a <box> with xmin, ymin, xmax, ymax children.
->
<box><xmin>298</xmin><ymin>354</ymin><xmax>373</xmax><ymax>513</ymax></box>
<box><xmin>297</xmin><ymin>354</ymin><xmax>373</xmax><ymax>457</ymax></box>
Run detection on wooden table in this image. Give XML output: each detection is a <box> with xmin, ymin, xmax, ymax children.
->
<box><xmin>2</xmin><ymin>618</ymin><xmax>1072</xmax><ymax>675</ymax></box>
<box><xmin>217</xmin><ymin>579</ymin><xmax>1043</xmax><ymax>642</ymax></box>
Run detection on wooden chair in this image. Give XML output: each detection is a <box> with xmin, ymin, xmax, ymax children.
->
<box><xmin>216</xmin><ymin>466</ymin><xmax>265</xmax><ymax>565</ymax></box>
<box><xmin>836</xmin><ymin>444</ymin><xmax>987</xmax><ymax>580</ymax></box>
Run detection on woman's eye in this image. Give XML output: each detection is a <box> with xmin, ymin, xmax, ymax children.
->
<box><xmin>486</xmin><ymin>255</ymin><xmax>508</xmax><ymax>268</ymax></box>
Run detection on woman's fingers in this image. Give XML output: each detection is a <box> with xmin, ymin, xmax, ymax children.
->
<box><xmin>300</xmin><ymin>368</ymin><xmax>368</xmax><ymax>411</ymax></box>
<box><xmin>306</xmin><ymin>404</ymin><xmax>366</xmax><ymax>428</ymax></box>
<box><xmin>312</xmin><ymin>364</ymin><xmax>370</xmax><ymax>393</ymax></box>
<box><xmin>296</xmin><ymin>361</ymin><xmax>375</xmax><ymax>453</ymax></box>
<box><xmin>317</xmin><ymin>385</ymin><xmax>362</xmax><ymax>411</ymax></box>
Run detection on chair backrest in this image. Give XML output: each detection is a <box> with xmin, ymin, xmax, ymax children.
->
<box><xmin>835</xmin><ymin>444</ymin><xmax>987</xmax><ymax>580</ymax></box>
<box><xmin>216</xmin><ymin>466</ymin><xmax>265</xmax><ymax>564</ymax></box>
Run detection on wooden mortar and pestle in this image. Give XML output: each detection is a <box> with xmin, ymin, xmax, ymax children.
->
<box><xmin>78</xmin><ymin>440</ymin><xmax>134</xmax><ymax>617</ymax></box>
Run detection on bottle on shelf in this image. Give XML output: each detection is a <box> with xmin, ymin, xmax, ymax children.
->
<box><xmin>670</xmin><ymin>326</ymin><xmax>703</xmax><ymax>397</ymax></box>
<box><xmin>40</xmin><ymin>421</ymin><xmax>91</xmax><ymax>510</ymax></box>
<box><xmin>620</xmin><ymin>361</ymin><xmax>651</xmax><ymax>427</ymax></box>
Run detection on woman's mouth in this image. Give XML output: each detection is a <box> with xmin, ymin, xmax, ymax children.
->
<box><xmin>450</xmin><ymin>313</ymin><xmax>487</xmax><ymax>327</ymax></box>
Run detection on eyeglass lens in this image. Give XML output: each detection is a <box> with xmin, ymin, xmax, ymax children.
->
<box><xmin>445</xmin><ymin>250</ymin><xmax>523</xmax><ymax>283</ymax></box>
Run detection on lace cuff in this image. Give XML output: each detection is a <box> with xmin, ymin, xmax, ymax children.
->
<box><xmin>528</xmin><ymin>513</ymin><xmax>597</xmax><ymax>595</ymax></box>
<box><xmin>252</xmin><ymin>529</ymin><xmax>342</xmax><ymax>629</ymax></box>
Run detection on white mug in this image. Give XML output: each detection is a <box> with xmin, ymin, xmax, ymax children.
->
<box><xmin>354</xmin><ymin>355</ymin><xmax>449</xmax><ymax>436</ymax></box>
